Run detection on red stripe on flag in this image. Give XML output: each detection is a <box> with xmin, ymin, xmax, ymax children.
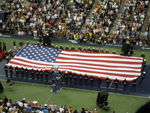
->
<box><xmin>61</xmin><ymin>52</ymin><xmax>143</xmax><ymax>60</ymax></box>
<box><xmin>13</xmin><ymin>58</ymin><xmax>52</xmax><ymax>66</ymax></box>
<box><xmin>60</xmin><ymin>67</ymin><xmax>139</xmax><ymax>78</ymax></box>
<box><xmin>55</xmin><ymin>61</ymin><xmax>142</xmax><ymax>69</ymax></box>
<box><xmin>55</xmin><ymin>65</ymin><xmax>140</xmax><ymax>73</ymax></box>
<box><xmin>57</xmin><ymin>57</ymin><xmax>142</xmax><ymax>65</ymax></box>
<box><xmin>8</xmin><ymin>61</ymin><xmax>52</xmax><ymax>68</ymax></box>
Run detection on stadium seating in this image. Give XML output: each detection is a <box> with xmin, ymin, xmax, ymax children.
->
<box><xmin>54</xmin><ymin>0</ymin><xmax>94</xmax><ymax>33</ymax></box>
<box><xmin>0</xmin><ymin>0</ymin><xmax>150</xmax><ymax>47</ymax></box>
<box><xmin>142</xmin><ymin>23</ymin><xmax>150</xmax><ymax>45</ymax></box>
<box><xmin>111</xmin><ymin>0</ymin><xmax>149</xmax><ymax>45</ymax></box>
<box><xmin>81</xmin><ymin>0</ymin><xmax>121</xmax><ymax>44</ymax></box>
<box><xmin>0</xmin><ymin>0</ymin><xmax>25</xmax><ymax>12</ymax></box>
<box><xmin>1</xmin><ymin>0</ymin><xmax>67</xmax><ymax>36</ymax></box>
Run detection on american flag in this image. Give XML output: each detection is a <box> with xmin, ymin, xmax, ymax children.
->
<box><xmin>6</xmin><ymin>44</ymin><xmax>143</xmax><ymax>81</ymax></box>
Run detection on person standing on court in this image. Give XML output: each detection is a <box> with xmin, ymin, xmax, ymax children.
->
<box><xmin>114</xmin><ymin>79</ymin><xmax>119</xmax><ymax>89</ymax></box>
<box><xmin>4</xmin><ymin>65</ymin><xmax>8</xmax><ymax>78</ymax></box>
<box><xmin>123</xmin><ymin>79</ymin><xmax>128</xmax><ymax>91</ymax></box>
<box><xmin>9</xmin><ymin>66</ymin><xmax>13</xmax><ymax>78</ymax></box>
<box><xmin>106</xmin><ymin>78</ymin><xmax>111</xmax><ymax>88</ymax></box>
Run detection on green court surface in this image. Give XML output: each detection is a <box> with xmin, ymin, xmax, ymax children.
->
<box><xmin>0</xmin><ymin>81</ymin><xmax>149</xmax><ymax>113</ymax></box>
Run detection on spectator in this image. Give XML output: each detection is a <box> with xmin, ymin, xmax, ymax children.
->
<box><xmin>26</xmin><ymin>104</ymin><xmax>32</xmax><ymax>112</ymax></box>
<box><xmin>42</xmin><ymin>104</ymin><xmax>49</xmax><ymax>113</ymax></box>
<box><xmin>111</xmin><ymin>0</ymin><xmax>149</xmax><ymax>46</ymax></box>
<box><xmin>81</xmin><ymin>0</ymin><xmax>120</xmax><ymax>44</ymax></box>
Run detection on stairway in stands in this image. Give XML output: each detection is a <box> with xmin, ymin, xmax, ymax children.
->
<box><xmin>109</xmin><ymin>0</ymin><xmax>125</xmax><ymax>35</ymax></box>
<box><xmin>140</xmin><ymin>2</ymin><xmax>150</xmax><ymax>45</ymax></box>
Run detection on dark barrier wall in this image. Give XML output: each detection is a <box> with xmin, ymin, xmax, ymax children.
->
<box><xmin>1</xmin><ymin>34</ymin><xmax>150</xmax><ymax>50</ymax></box>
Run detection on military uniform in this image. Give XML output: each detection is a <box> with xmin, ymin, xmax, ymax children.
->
<box><xmin>4</xmin><ymin>65</ymin><xmax>8</xmax><ymax>78</ymax></box>
<box><xmin>20</xmin><ymin>67</ymin><xmax>24</xmax><ymax>78</ymax></box>
<box><xmin>15</xmin><ymin>66</ymin><xmax>19</xmax><ymax>78</ymax></box>
<box><xmin>31</xmin><ymin>69</ymin><xmax>35</xmax><ymax>80</ymax></box>
<box><xmin>25</xmin><ymin>68</ymin><xmax>28</xmax><ymax>80</ymax></box>
<box><xmin>123</xmin><ymin>79</ymin><xmax>127</xmax><ymax>91</ymax></box>
<box><xmin>36</xmin><ymin>70</ymin><xmax>40</xmax><ymax>81</ymax></box>
<box><xmin>44</xmin><ymin>70</ymin><xmax>49</xmax><ymax>82</ymax></box>
<box><xmin>39</xmin><ymin>70</ymin><xmax>44</xmax><ymax>82</ymax></box>
<box><xmin>9</xmin><ymin>66</ymin><xmax>13</xmax><ymax>78</ymax></box>
<box><xmin>106</xmin><ymin>78</ymin><xmax>111</xmax><ymax>88</ymax></box>
<box><xmin>132</xmin><ymin>80</ymin><xmax>136</xmax><ymax>92</ymax></box>
<box><xmin>114</xmin><ymin>79</ymin><xmax>119</xmax><ymax>89</ymax></box>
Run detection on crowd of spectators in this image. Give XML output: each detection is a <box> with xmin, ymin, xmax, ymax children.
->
<box><xmin>142</xmin><ymin>22</ymin><xmax>150</xmax><ymax>45</ymax></box>
<box><xmin>54</xmin><ymin>0</ymin><xmax>94</xmax><ymax>33</ymax></box>
<box><xmin>53</xmin><ymin>0</ymin><xmax>120</xmax><ymax>44</ymax></box>
<box><xmin>0</xmin><ymin>97</ymin><xmax>99</xmax><ymax>113</ymax></box>
<box><xmin>0</xmin><ymin>0</ymin><xmax>25</xmax><ymax>12</ymax></box>
<box><xmin>111</xmin><ymin>0</ymin><xmax>149</xmax><ymax>46</ymax></box>
<box><xmin>80</xmin><ymin>0</ymin><xmax>120</xmax><ymax>44</ymax></box>
<box><xmin>1</xmin><ymin>0</ymin><xmax>66</xmax><ymax>36</ymax></box>
<box><xmin>0</xmin><ymin>0</ymin><xmax>150</xmax><ymax>46</ymax></box>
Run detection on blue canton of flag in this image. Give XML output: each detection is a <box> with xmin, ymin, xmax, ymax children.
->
<box><xmin>16</xmin><ymin>44</ymin><xmax>61</xmax><ymax>63</ymax></box>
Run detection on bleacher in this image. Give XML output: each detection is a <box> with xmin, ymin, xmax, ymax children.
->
<box><xmin>111</xmin><ymin>0</ymin><xmax>149</xmax><ymax>45</ymax></box>
<box><xmin>0</xmin><ymin>0</ymin><xmax>150</xmax><ymax>47</ymax></box>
